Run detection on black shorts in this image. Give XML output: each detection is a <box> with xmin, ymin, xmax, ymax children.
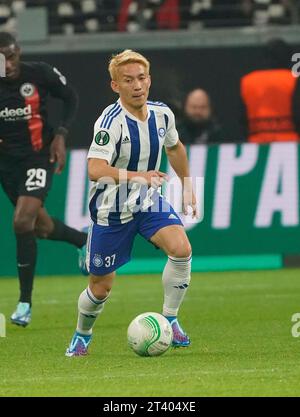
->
<box><xmin>0</xmin><ymin>153</ymin><xmax>54</xmax><ymax>206</ymax></box>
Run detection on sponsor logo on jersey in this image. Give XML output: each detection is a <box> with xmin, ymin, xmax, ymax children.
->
<box><xmin>20</xmin><ymin>83</ymin><xmax>35</xmax><ymax>98</ymax></box>
<box><xmin>95</xmin><ymin>131</ymin><xmax>110</xmax><ymax>146</ymax></box>
<box><xmin>0</xmin><ymin>104</ymin><xmax>32</xmax><ymax>120</ymax></box>
<box><xmin>121</xmin><ymin>136</ymin><xmax>130</xmax><ymax>144</ymax></box>
<box><xmin>93</xmin><ymin>254</ymin><xmax>103</xmax><ymax>267</ymax></box>
<box><xmin>158</xmin><ymin>127</ymin><xmax>166</xmax><ymax>138</ymax></box>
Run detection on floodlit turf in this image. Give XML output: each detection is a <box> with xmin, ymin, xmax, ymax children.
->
<box><xmin>1</xmin><ymin>269</ymin><xmax>300</xmax><ymax>397</ymax></box>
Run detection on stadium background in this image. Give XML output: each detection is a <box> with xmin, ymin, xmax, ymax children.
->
<box><xmin>0</xmin><ymin>0</ymin><xmax>300</xmax><ymax>276</ymax></box>
<box><xmin>2</xmin><ymin>1</ymin><xmax>300</xmax><ymax>399</ymax></box>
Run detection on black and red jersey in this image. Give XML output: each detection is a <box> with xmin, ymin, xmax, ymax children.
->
<box><xmin>0</xmin><ymin>61</ymin><xmax>78</xmax><ymax>157</ymax></box>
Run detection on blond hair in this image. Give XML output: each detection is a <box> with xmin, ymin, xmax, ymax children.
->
<box><xmin>108</xmin><ymin>49</ymin><xmax>150</xmax><ymax>81</ymax></box>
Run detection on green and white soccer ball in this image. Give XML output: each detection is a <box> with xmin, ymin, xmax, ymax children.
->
<box><xmin>127</xmin><ymin>312</ymin><xmax>173</xmax><ymax>357</ymax></box>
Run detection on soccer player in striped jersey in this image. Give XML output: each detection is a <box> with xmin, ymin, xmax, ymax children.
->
<box><xmin>66</xmin><ymin>49</ymin><xmax>197</xmax><ymax>356</ymax></box>
<box><xmin>0</xmin><ymin>32</ymin><xmax>88</xmax><ymax>327</ymax></box>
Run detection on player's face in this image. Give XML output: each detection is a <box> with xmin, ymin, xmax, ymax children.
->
<box><xmin>111</xmin><ymin>63</ymin><xmax>151</xmax><ymax>111</ymax></box>
<box><xmin>0</xmin><ymin>44</ymin><xmax>21</xmax><ymax>80</ymax></box>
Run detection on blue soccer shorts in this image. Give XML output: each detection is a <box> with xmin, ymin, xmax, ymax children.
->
<box><xmin>86</xmin><ymin>198</ymin><xmax>183</xmax><ymax>275</ymax></box>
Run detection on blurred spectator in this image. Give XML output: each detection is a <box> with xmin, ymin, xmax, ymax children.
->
<box><xmin>177</xmin><ymin>88</ymin><xmax>224</xmax><ymax>145</ymax></box>
<box><xmin>240</xmin><ymin>38</ymin><xmax>300</xmax><ymax>143</ymax></box>
<box><xmin>1</xmin><ymin>0</ymin><xmax>299</xmax><ymax>34</ymax></box>
<box><xmin>118</xmin><ymin>0</ymin><xmax>182</xmax><ymax>32</ymax></box>
<box><xmin>195</xmin><ymin>0</ymin><xmax>253</xmax><ymax>28</ymax></box>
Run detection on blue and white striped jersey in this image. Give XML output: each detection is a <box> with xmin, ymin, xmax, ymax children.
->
<box><xmin>87</xmin><ymin>99</ymin><xmax>179</xmax><ymax>225</ymax></box>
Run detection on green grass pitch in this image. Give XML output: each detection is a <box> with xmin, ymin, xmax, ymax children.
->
<box><xmin>1</xmin><ymin>269</ymin><xmax>300</xmax><ymax>397</ymax></box>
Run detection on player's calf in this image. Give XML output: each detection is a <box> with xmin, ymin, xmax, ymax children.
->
<box><xmin>65</xmin><ymin>286</ymin><xmax>109</xmax><ymax>356</ymax></box>
<box><xmin>162</xmin><ymin>254</ymin><xmax>192</xmax><ymax>347</ymax></box>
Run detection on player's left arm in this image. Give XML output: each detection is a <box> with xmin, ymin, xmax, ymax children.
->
<box><xmin>165</xmin><ymin>140</ymin><xmax>197</xmax><ymax>218</ymax></box>
<box><xmin>40</xmin><ymin>63</ymin><xmax>79</xmax><ymax>174</ymax></box>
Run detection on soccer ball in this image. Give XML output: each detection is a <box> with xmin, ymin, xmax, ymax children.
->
<box><xmin>127</xmin><ymin>312</ymin><xmax>173</xmax><ymax>357</ymax></box>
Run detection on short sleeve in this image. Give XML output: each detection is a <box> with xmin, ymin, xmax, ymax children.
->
<box><xmin>164</xmin><ymin>108</ymin><xmax>179</xmax><ymax>148</ymax></box>
<box><xmin>87</xmin><ymin>120</ymin><xmax>118</xmax><ymax>164</ymax></box>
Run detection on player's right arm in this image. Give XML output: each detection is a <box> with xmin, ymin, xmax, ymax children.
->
<box><xmin>88</xmin><ymin>159</ymin><xmax>166</xmax><ymax>187</ymax></box>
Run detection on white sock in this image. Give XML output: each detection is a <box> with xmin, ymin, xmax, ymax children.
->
<box><xmin>76</xmin><ymin>287</ymin><xmax>108</xmax><ymax>335</ymax></box>
<box><xmin>162</xmin><ymin>254</ymin><xmax>192</xmax><ymax>317</ymax></box>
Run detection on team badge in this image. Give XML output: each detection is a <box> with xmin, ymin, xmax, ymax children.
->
<box><xmin>158</xmin><ymin>127</ymin><xmax>166</xmax><ymax>138</ymax></box>
<box><xmin>95</xmin><ymin>131</ymin><xmax>110</xmax><ymax>146</ymax></box>
<box><xmin>93</xmin><ymin>254</ymin><xmax>103</xmax><ymax>268</ymax></box>
<box><xmin>20</xmin><ymin>83</ymin><xmax>35</xmax><ymax>98</ymax></box>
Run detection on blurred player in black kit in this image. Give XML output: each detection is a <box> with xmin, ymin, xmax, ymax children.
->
<box><xmin>0</xmin><ymin>32</ymin><xmax>88</xmax><ymax>327</ymax></box>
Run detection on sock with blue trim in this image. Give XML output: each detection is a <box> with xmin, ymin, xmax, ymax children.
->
<box><xmin>76</xmin><ymin>287</ymin><xmax>108</xmax><ymax>335</ymax></box>
<box><xmin>162</xmin><ymin>254</ymin><xmax>192</xmax><ymax>317</ymax></box>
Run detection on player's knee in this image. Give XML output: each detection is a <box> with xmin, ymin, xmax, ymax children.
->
<box><xmin>89</xmin><ymin>281</ymin><xmax>112</xmax><ymax>300</ymax></box>
<box><xmin>13</xmin><ymin>213</ymin><xmax>36</xmax><ymax>234</ymax></box>
<box><xmin>91</xmin><ymin>286</ymin><xmax>111</xmax><ymax>300</ymax></box>
<box><xmin>167</xmin><ymin>241</ymin><xmax>192</xmax><ymax>259</ymax></box>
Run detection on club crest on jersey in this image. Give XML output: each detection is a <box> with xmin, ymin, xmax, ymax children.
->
<box><xmin>95</xmin><ymin>131</ymin><xmax>110</xmax><ymax>146</ymax></box>
<box><xmin>20</xmin><ymin>83</ymin><xmax>35</xmax><ymax>98</ymax></box>
<box><xmin>158</xmin><ymin>127</ymin><xmax>166</xmax><ymax>138</ymax></box>
<box><xmin>93</xmin><ymin>254</ymin><xmax>103</xmax><ymax>268</ymax></box>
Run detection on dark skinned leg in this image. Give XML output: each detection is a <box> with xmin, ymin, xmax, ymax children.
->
<box><xmin>13</xmin><ymin>196</ymin><xmax>41</xmax><ymax>305</ymax></box>
<box><xmin>35</xmin><ymin>207</ymin><xmax>87</xmax><ymax>248</ymax></box>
